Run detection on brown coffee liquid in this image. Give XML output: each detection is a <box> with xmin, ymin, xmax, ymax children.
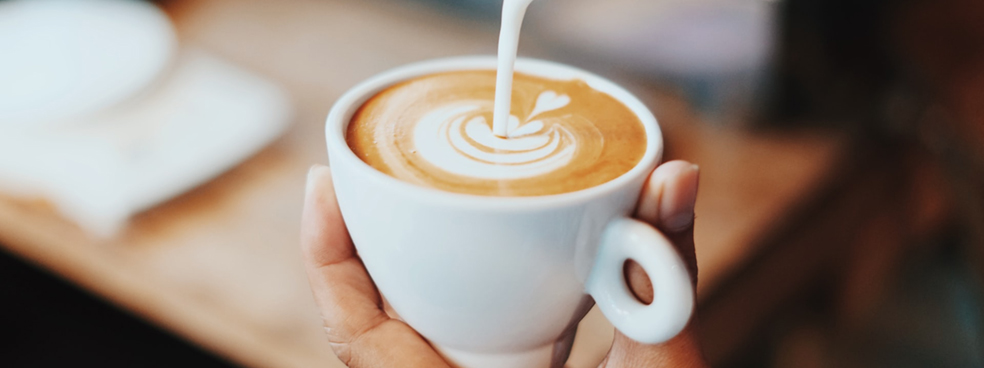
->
<box><xmin>347</xmin><ymin>70</ymin><xmax>647</xmax><ymax>196</ymax></box>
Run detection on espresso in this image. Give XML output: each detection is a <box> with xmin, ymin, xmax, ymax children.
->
<box><xmin>347</xmin><ymin>70</ymin><xmax>647</xmax><ymax>196</ymax></box>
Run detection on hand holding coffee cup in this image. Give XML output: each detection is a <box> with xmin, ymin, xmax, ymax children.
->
<box><xmin>308</xmin><ymin>57</ymin><xmax>701</xmax><ymax>368</ymax></box>
<box><xmin>302</xmin><ymin>159</ymin><xmax>703</xmax><ymax>368</ymax></box>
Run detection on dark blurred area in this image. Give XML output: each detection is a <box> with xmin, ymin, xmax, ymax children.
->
<box><xmin>734</xmin><ymin>0</ymin><xmax>984</xmax><ymax>366</ymax></box>
<box><xmin>0</xmin><ymin>248</ymin><xmax>237</xmax><ymax>367</ymax></box>
<box><xmin>2</xmin><ymin>0</ymin><xmax>983</xmax><ymax>367</ymax></box>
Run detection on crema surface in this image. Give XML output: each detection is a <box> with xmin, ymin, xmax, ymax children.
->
<box><xmin>347</xmin><ymin>70</ymin><xmax>647</xmax><ymax>196</ymax></box>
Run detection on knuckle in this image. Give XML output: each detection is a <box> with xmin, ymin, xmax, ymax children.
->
<box><xmin>321</xmin><ymin>314</ymin><xmax>390</xmax><ymax>367</ymax></box>
<box><xmin>324</xmin><ymin>323</ymin><xmax>356</xmax><ymax>366</ymax></box>
<box><xmin>328</xmin><ymin>341</ymin><xmax>354</xmax><ymax>366</ymax></box>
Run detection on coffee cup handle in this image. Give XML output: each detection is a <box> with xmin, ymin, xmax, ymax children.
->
<box><xmin>586</xmin><ymin>218</ymin><xmax>694</xmax><ymax>343</ymax></box>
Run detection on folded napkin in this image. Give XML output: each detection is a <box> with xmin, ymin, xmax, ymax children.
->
<box><xmin>0</xmin><ymin>50</ymin><xmax>292</xmax><ymax>236</ymax></box>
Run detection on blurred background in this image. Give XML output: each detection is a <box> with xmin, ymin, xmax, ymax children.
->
<box><xmin>0</xmin><ymin>0</ymin><xmax>982</xmax><ymax>367</ymax></box>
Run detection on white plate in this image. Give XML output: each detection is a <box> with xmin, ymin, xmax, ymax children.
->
<box><xmin>0</xmin><ymin>0</ymin><xmax>176</xmax><ymax>128</ymax></box>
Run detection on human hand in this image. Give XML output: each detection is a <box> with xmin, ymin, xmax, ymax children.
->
<box><xmin>301</xmin><ymin>160</ymin><xmax>706</xmax><ymax>367</ymax></box>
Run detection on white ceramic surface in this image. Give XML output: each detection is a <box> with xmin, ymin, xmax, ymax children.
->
<box><xmin>325</xmin><ymin>56</ymin><xmax>693</xmax><ymax>368</ymax></box>
<box><xmin>0</xmin><ymin>0</ymin><xmax>177</xmax><ymax>129</ymax></box>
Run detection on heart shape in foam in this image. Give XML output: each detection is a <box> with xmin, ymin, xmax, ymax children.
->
<box><xmin>528</xmin><ymin>91</ymin><xmax>571</xmax><ymax>120</ymax></box>
<box><xmin>508</xmin><ymin>91</ymin><xmax>570</xmax><ymax>138</ymax></box>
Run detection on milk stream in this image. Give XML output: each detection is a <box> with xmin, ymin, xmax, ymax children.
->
<box><xmin>492</xmin><ymin>0</ymin><xmax>536</xmax><ymax>138</ymax></box>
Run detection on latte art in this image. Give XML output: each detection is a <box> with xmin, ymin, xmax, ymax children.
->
<box><xmin>348</xmin><ymin>70</ymin><xmax>646</xmax><ymax>196</ymax></box>
<box><xmin>413</xmin><ymin>90</ymin><xmax>595</xmax><ymax>180</ymax></box>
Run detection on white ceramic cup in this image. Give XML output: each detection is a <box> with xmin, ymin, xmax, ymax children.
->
<box><xmin>325</xmin><ymin>56</ymin><xmax>694</xmax><ymax>368</ymax></box>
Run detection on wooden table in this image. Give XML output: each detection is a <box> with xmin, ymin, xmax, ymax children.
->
<box><xmin>0</xmin><ymin>0</ymin><xmax>847</xmax><ymax>367</ymax></box>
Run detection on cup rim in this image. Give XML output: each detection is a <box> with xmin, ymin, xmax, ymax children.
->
<box><xmin>325</xmin><ymin>56</ymin><xmax>663</xmax><ymax>210</ymax></box>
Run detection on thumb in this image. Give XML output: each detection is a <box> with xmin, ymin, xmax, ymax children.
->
<box><xmin>600</xmin><ymin>160</ymin><xmax>706</xmax><ymax>368</ymax></box>
<box><xmin>634</xmin><ymin>160</ymin><xmax>699</xmax><ymax>287</ymax></box>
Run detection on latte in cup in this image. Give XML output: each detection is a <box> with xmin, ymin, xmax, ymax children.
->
<box><xmin>327</xmin><ymin>57</ymin><xmax>693</xmax><ymax>368</ymax></box>
<box><xmin>347</xmin><ymin>70</ymin><xmax>647</xmax><ymax>196</ymax></box>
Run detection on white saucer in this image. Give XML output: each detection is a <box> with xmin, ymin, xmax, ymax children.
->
<box><xmin>0</xmin><ymin>0</ymin><xmax>176</xmax><ymax>128</ymax></box>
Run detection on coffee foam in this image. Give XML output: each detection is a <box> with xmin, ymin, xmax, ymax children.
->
<box><xmin>347</xmin><ymin>70</ymin><xmax>646</xmax><ymax>196</ymax></box>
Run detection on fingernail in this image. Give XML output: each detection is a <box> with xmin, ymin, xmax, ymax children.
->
<box><xmin>306</xmin><ymin>164</ymin><xmax>329</xmax><ymax>198</ymax></box>
<box><xmin>659</xmin><ymin>164</ymin><xmax>699</xmax><ymax>232</ymax></box>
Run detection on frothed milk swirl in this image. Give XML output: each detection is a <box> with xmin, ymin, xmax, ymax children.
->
<box><xmin>347</xmin><ymin>70</ymin><xmax>647</xmax><ymax>196</ymax></box>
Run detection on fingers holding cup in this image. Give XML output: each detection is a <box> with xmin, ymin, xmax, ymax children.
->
<box><xmin>301</xmin><ymin>165</ymin><xmax>451</xmax><ymax>368</ymax></box>
<box><xmin>635</xmin><ymin>160</ymin><xmax>700</xmax><ymax>287</ymax></box>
